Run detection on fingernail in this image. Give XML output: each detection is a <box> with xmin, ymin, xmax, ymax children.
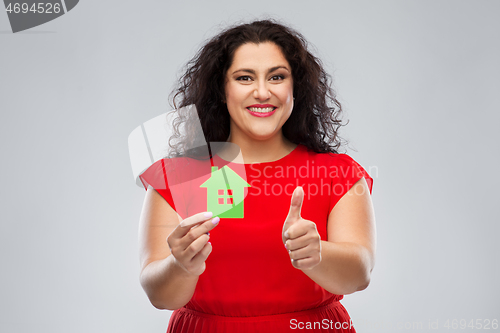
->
<box><xmin>212</xmin><ymin>216</ymin><xmax>220</xmax><ymax>225</ymax></box>
<box><xmin>284</xmin><ymin>243</ymin><xmax>288</xmax><ymax>250</ymax></box>
<box><xmin>284</xmin><ymin>230</ymin><xmax>289</xmax><ymax>238</ymax></box>
<box><xmin>204</xmin><ymin>212</ymin><xmax>213</xmax><ymax>218</ymax></box>
<box><xmin>208</xmin><ymin>241</ymin><xmax>212</xmax><ymax>245</ymax></box>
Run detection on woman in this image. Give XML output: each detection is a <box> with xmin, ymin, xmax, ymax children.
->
<box><xmin>138</xmin><ymin>19</ymin><xmax>376</xmax><ymax>332</ymax></box>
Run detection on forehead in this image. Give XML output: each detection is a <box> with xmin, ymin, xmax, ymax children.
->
<box><xmin>228</xmin><ymin>42</ymin><xmax>290</xmax><ymax>71</ymax></box>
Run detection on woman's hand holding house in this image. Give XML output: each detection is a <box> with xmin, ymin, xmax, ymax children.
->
<box><xmin>167</xmin><ymin>212</ymin><xmax>220</xmax><ymax>277</ymax></box>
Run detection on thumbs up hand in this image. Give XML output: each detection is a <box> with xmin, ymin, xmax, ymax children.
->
<box><xmin>282</xmin><ymin>186</ymin><xmax>322</xmax><ymax>270</ymax></box>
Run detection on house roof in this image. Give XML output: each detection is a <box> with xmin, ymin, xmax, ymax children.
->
<box><xmin>199</xmin><ymin>165</ymin><xmax>250</xmax><ymax>189</ymax></box>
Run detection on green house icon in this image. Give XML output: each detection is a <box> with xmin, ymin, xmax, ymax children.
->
<box><xmin>199</xmin><ymin>165</ymin><xmax>251</xmax><ymax>218</ymax></box>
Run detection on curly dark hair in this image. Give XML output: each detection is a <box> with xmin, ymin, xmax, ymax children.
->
<box><xmin>168</xmin><ymin>19</ymin><xmax>348</xmax><ymax>158</ymax></box>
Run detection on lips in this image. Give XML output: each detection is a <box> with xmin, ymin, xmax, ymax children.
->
<box><xmin>246</xmin><ymin>104</ymin><xmax>277</xmax><ymax>117</ymax></box>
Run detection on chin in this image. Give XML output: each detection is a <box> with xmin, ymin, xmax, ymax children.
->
<box><xmin>247</xmin><ymin>131</ymin><xmax>279</xmax><ymax>142</ymax></box>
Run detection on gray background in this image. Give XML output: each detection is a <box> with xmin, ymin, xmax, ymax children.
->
<box><xmin>1</xmin><ymin>0</ymin><xmax>498</xmax><ymax>332</ymax></box>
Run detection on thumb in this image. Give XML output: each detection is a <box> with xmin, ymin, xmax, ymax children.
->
<box><xmin>287</xmin><ymin>186</ymin><xmax>304</xmax><ymax>220</ymax></box>
<box><xmin>283</xmin><ymin>186</ymin><xmax>304</xmax><ymax>239</ymax></box>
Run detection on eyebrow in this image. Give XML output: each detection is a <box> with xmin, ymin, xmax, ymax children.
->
<box><xmin>231</xmin><ymin>66</ymin><xmax>290</xmax><ymax>75</ymax></box>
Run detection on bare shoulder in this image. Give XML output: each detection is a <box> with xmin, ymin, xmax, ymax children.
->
<box><xmin>138</xmin><ymin>187</ymin><xmax>181</xmax><ymax>274</ymax></box>
<box><xmin>327</xmin><ymin>177</ymin><xmax>376</xmax><ymax>263</ymax></box>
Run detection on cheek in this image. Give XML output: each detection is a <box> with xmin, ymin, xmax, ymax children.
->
<box><xmin>280</xmin><ymin>84</ymin><xmax>294</xmax><ymax>120</ymax></box>
<box><xmin>278</xmin><ymin>84</ymin><xmax>294</xmax><ymax>104</ymax></box>
<box><xmin>225</xmin><ymin>84</ymin><xmax>244</xmax><ymax>104</ymax></box>
<box><xmin>225</xmin><ymin>87</ymin><xmax>243</xmax><ymax>117</ymax></box>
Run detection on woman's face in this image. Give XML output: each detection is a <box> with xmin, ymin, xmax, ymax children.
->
<box><xmin>224</xmin><ymin>42</ymin><xmax>294</xmax><ymax>143</ymax></box>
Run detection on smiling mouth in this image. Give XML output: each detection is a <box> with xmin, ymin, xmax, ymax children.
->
<box><xmin>246</xmin><ymin>107</ymin><xmax>277</xmax><ymax>113</ymax></box>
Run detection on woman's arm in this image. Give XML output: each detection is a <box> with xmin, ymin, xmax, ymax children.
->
<box><xmin>138</xmin><ymin>187</ymin><xmax>217</xmax><ymax>310</ymax></box>
<box><xmin>283</xmin><ymin>178</ymin><xmax>376</xmax><ymax>295</ymax></box>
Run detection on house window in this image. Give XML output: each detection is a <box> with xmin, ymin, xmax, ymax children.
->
<box><xmin>217</xmin><ymin>189</ymin><xmax>234</xmax><ymax>205</ymax></box>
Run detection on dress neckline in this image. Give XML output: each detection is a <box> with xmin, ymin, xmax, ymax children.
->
<box><xmin>213</xmin><ymin>144</ymin><xmax>303</xmax><ymax>166</ymax></box>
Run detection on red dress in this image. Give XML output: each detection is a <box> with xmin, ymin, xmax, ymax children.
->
<box><xmin>139</xmin><ymin>144</ymin><xmax>373</xmax><ymax>332</ymax></box>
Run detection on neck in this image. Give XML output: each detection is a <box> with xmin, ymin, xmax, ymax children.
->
<box><xmin>226</xmin><ymin>130</ymin><xmax>297</xmax><ymax>164</ymax></box>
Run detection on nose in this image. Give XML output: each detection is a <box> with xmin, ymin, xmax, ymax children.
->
<box><xmin>253</xmin><ymin>80</ymin><xmax>271</xmax><ymax>101</ymax></box>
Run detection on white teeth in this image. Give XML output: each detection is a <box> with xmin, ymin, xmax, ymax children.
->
<box><xmin>248</xmin><ymin>107</ymin><xmax>275</xmax><ymax>113</ymax></box>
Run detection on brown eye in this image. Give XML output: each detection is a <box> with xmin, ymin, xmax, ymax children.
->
<box><xmin>236</xmin><ymin>76</ymin><xmax>252</xmax><ymax>81</ymax></box>
<box><xmin>270</xmin><ymin>74</ymin><xmax>285</xmax><ymax>81</ymax></box>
